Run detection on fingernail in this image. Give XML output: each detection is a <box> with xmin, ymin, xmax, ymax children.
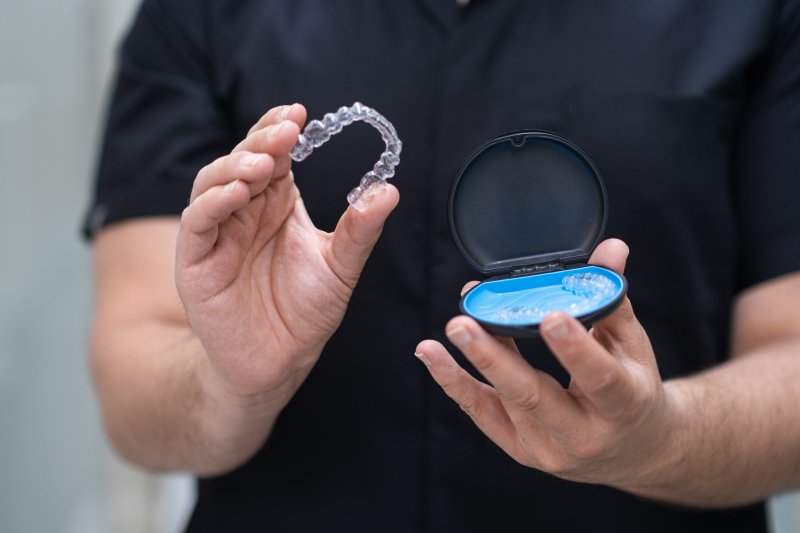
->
<box><xmin>447</xmin><ymin>325</ymin><xmax>471</xmax><ymax>348</ymax></box>
<box><xmin>270</xmin><ymin>121</ymin><xmax>285</xmax><ymax>137</ymax></box>
<box><xmin>242</xmin><ymin>154</ymin><xmax>265</xmax><ymax>168</ymax></box>
<box><xmin>223</xmin><ymin>179</ymin><xmax>239</xmax><ymax>193</ymax></box>
<box><xmin>279</xmin><ymin>103</ymin><xmax>297</xmax><ymax>120</ymax></box>
<box><xmin>543</xmin><ymin>315</ymin><xmax>569</xmax><ymax>340</ymax></box>
<box><xmin>414</xmin><ymin>352</ymin><xmax>432</xmax><ymax>368</ymax></box>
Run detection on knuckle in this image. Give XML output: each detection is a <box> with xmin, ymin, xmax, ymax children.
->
<box><xmin>437</xmin><ymin>366</ymin><xmax>461</xmax><ymax>393</ymax></box>
<box><xmin>470</xmin><ymin>349</ymin><xmax>498</xmax><ymax>374</ymax></box>
<box><xmin>197</xmin><ymin>161</ymin><xmax>213</xmax><ymax>178</ymax></box>
<box><xmin>533</xmin><ymin>449</ymin><xmax>572</xmax><ymax>476</ymax></box>
<box><xmin>625</xmin><ymin>379</ymin><xmax>657</xmax><ymax>418</ymax></box>
<box><xmin>248</xmin><ymin>121</ymin><xmax>265</xmax><ymax>137</ymax></box>
<box><xmin>438</xmin><ymin>376</ymin><xmax>460</xmax><ymax>398</ymax></box>
<box><xmin>511</xmin><ymin>435</ymin><xmax>574</xmax><ymax>475</ymax></box>
<box><xmin>458</xmin><ymin>396</ymin><xmax>480</xmax><ymax>419</ymax></box>
<box><xmin>571</xmin><ymin>438</ymin><xmax>607</xmax><ymax>463</ymax></box>
<box><xmin>509</xmin><ymin>446</ymin><xmax>538</xmax><ymax>469</ymax></box>
<box><xmin>620</xmin><ymin>297</ymin><xmax>635</xmax><ymax>317</ymax></box>
<box><xmin>208</xmin><ymin>155</ymin><xmax>228</xmax><ymax>174</ymax></box>
<box><xmin>180</xmin><ymin>201</ymin><xmax>205</xmax><ymax>228</ymax></box>
<box><xmin>444</xmin><ymin>373</ymin><xmax>482</xmax><ymax>420</ymax></box>
<box><xmin>195</xmin><ymin>156</ymin><xmax>226</xmax><ymax>186</ymax></box>
<box><xmin>272</xmin><ymin>158</ymin><xmax>292</xmax><ymax>180</ymax></box>
<box><xmin>456</xmin><ymin>393</ymin><xmax>481</xmax><ymax>420</ymax></box>
<box><xmin>584</xmin><ymin>370</ymin><xmax>621</xmax><ymax>396</ymax></box>
<box><xmin>553</xmin><ymin>337</ymin><xmax>582</xmax><ymax>362</ymax></box>
<box><xmin>502</xmin><ymin>387</ymin><xmax>541</xmax><ymax>413</ymax></box>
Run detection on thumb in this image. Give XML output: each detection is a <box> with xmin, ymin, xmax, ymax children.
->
<box><xmin>326</xmin><ymin>183</ymin><xmax>400</xmax><ymax>287</ymax></box>
<box><xmin>588</xmin><ymin>238</ymin><xmax>629</xmax><ymax>274</ymax></box>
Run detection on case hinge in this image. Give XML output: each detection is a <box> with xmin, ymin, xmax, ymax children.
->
<box><xmin>511</xmin><ymin>261</ymin><xmax>563</xmax><ymax>276</ymax></box>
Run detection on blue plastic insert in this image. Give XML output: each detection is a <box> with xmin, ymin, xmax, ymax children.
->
<box><xmin>462</xmin><ymin>265</ymin><xmax>625</xmax><ymax>327</ymax></box>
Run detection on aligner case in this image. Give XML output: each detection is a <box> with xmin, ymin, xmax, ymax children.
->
<box><xmin>449</xmin><ymin>130</ymin><xmax>627</xmax><ymax>337</ymax></box>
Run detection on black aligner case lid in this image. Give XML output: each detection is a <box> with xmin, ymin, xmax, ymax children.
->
<box><xmin>448</xmin><ymin>130</ymin><xmax>626</xmax><ymax>337</ymax></box>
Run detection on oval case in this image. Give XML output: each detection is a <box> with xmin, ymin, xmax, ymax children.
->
<box><xmin>449</xmin><ymin>130</ymin><xmax>627</xmax><ymax>337</ymax></box>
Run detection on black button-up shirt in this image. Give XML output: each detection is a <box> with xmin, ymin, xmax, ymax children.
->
<box><xmin>86</xmin><ymin>1</ymin><xmax>800</xmax><ymax>531</ymax></box>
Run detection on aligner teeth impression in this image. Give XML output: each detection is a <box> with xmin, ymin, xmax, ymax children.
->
<box><xmin>290</xmin><ymin>102</ymin><xmax>401</xmax><ymax>211</ymax></box>
<box><xmin>488</xmin><ymin>273</ymin><xmax>616</xmax><ymax>324</ymax></box>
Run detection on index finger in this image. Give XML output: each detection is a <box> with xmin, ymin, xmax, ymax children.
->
<box><xmin>232</xmin><ymin>120</ymin><xmax>302</xmax><ymax>179</ymax></box>
<box><xmin>541</xmin><ymin>312</ymin><xmax>638</xmax><ymax>419</ymax></box>
<box><xmin>245</xmin><ymin>103</ymin><xmax>307</xmax><ymax>138</ymax></box>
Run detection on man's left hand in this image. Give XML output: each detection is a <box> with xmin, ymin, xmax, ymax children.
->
<box><xmin>415</xmin><ymin>239</ymin><xmax>682</xmax><ymax>489</ymax></box>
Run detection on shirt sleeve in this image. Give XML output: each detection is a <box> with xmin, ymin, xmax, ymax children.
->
<box><xmin>83</xmin><ymin>0</ymin><xmax>232</xmax><ymax>237</ymax></box>
<box><xmin>735</xmin><ymin>0</ymin><xmax>800</xmax><ymax>290</ymax></box>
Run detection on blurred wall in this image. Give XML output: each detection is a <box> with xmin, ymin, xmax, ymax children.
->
<box><xmin>0</xmin><ymin>1</ymin><xmax>798</xmax><ymax>532</ymax></box>
<box><xmin>0</xmin><ymin>1</ymin><xmax>192</xmax><ymax>532</ymax></box>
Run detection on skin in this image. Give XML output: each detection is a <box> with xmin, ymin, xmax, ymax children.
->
<box><xmin>416</xmin><ymin>240</ymin><xmax>800</xmax><ymax>507</ymax></box>
<box><xmin>90</xmin><ymin>104</ymin><xmax>399</xmax><ymax>475</ymax></box>
<box><xmin>91</xmin><ymin>103</ymin><xmax>800</xmax><ymax>504</ymax></box>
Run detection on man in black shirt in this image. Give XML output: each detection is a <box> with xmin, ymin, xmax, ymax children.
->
<box><xmin>86</xmin><ymin>1</ymin><xmax>800</xmax><ymax>531</ymax></box>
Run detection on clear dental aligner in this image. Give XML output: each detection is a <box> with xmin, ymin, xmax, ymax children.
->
<box><xmin>561</xmin><ymin>272</ymin><xmax>616</xmax><ymax>299</ymax></box>
<box><xmin>289</xmin><ymin>102</ymin><xmax>402</xmax><ymax>211</ymax></box>
<box><xmin>488</xmin><ymin>272</ymin><xmax>617</xmax><ymax>324</ymax></box>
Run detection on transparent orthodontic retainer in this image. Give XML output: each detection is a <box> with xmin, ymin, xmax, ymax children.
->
<box><xmin>290</xmin><ymin>102</ymin><xmax>401</xmax><ymax>211</ymax></box>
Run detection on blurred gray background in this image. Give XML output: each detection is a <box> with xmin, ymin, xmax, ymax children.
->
<box><xmin>0</xmin><ymin>1</ymin><xmax>798</xmax><ymax>532</ymax></box>
<box><xmin>0</xmin><ymin>1</ymin><xmax>192</xmax><ymax>532</ymax></box>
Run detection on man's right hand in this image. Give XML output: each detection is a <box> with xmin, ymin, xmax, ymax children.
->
<box><xmin>90</xmin><ymin>104</ymin><xmax>397</xmax><ymax>474</ymax></box>
<box><xmin>176</xmin><ymin>103</ymin><xmax>399</xmax><ymax>407</ymax></box>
